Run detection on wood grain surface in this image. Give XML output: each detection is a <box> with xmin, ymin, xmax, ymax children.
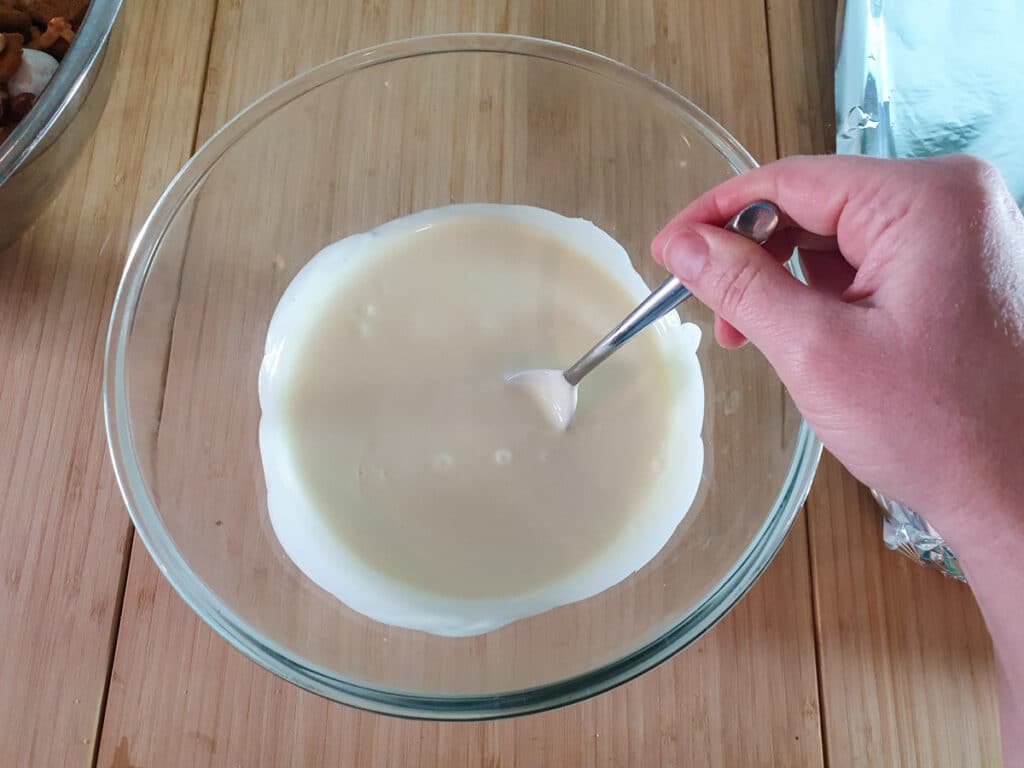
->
<box><xmin>0</xmin><ymin>0</ymin><xmax>1001</xmax><ymax>765</ymax></box>
<box><xmin>0</xmin><ymin>0</ymin><xmax>216</xmax><ymax>764</ymax></box>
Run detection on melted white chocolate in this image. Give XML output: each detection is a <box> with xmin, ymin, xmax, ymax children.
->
<box><xmin>259</xmin><ymin>204</ymin><xmax>704</xmax><ymax>636</ymax></box>
<box><xmin>505</xmin><ymin>368</ymin><xmax>578</xmax><ymax>431</ymax></box>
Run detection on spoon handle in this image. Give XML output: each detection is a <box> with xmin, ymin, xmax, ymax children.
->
<box><xmin>562</xmin><ymin>200</ymin><xmax>780</xmax><ymax>386</ymax></box>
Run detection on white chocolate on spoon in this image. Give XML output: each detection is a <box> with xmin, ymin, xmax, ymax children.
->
<box><xmin>508</xmin><ymin>201</ymin><xmax>780</xmax><ymax>431</ymax></box>
<box><xmin>505</xmin><ymin>369</ymin><xmax>578</xmax><ymax>430</ymax></box>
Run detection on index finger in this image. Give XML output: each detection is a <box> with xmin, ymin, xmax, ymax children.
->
<box><xmin>652</xmin><ymin>154</ymin><xmax>912</xmax><ymax>261</ymax></box>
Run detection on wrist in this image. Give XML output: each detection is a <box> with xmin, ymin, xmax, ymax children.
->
<box><xmin>932</xmin><ymin>482</ymin><xmax>1024</xmax><ymax>671</ymax></box>
<box><xmin>932</xmin><ymin>475</ymin><xmax>1024</xmax><ymax>562</ymax></box>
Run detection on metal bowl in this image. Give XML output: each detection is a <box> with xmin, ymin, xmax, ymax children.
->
<box><xmin>0</xmin><ymin>0</ymin><xmax>123</xmax><ymax>249</ymax></box>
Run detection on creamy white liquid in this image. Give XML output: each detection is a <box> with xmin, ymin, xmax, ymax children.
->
<box><xmin>505</xmin><ymin>368</ymin><xmax>578</xmax><ymax>431</ymax></box>
<box><xmin>259</xmin><ymin>204</ymin><xmax>704</xmax><ymax>636</ymax></box>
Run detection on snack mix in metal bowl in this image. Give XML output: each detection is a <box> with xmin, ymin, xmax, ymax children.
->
<box><xmin>0</xmin><ymin>0</ymin><xmax>89</xmax><ymax>144</ymax></box>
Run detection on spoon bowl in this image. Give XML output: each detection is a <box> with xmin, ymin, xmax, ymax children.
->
<box><xmin>505</xmin><ymin>368</ymin><xmax>578</xmax><ymax>430</ymax></box>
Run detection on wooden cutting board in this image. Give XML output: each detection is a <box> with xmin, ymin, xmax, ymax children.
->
<box><xmin>0</xmin><ymin>0</ymin><xmax>1000</xmax><ymax>765</ymax></box>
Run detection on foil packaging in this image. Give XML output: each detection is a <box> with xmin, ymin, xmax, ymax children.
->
<box><xmin>836</xmin><ymin>0</ymin><xmax>1024</xmax><ymax>205</ymax></box>
<box><xmin>834</xmin><ymin>0</ymin><xmax>1024</xmax><ymax>579</ymax></box>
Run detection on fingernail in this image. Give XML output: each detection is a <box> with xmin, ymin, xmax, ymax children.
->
<box><xmin>664</xmin><ymin>229</ymin><xmax>708</xmax><ymax>281</ymax></box>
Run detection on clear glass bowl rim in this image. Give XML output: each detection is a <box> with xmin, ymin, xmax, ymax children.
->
<box><xmin>104</xmin><ymin>32</ymin><xmax>823</xmax><ymax>720</ymax></box>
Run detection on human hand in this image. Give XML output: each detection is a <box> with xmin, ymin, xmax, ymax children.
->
<box><xmin>653</xmin><ymin>153</ymin><xmax>1024</xmax><ymax>753</ymax></box>
<box><xmin>651</xmin><ymin>154</ymin><xmax>1024</xmax><ymax>549</ymax></box>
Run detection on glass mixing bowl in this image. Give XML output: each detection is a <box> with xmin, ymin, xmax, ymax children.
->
<box><xmin>105</xmin><ymin>34</ymin><xmax>821</xmax><ymax>718</ymax></box>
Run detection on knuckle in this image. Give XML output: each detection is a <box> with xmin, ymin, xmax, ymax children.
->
<box><xmin>715</xmin><ymin>260</ymin><xmax>762</xmax><ymax>320</ymax></box>
<box><xmin>862</xmin><ymin>194</ymin><xmax>914</xmax><ymax>248</ymax></box>
<box><xmin>939</xmin><ymin>153</ymin><xmax>1001</xmax><ymax>202</ymax></box>
<box><xmin>931</xmin><ymin>154</ymin><xmax>1015</xmax><ymax>239</ymax></box>
<box><xmin>945</xmin><ymin>152</ymin><xmax>996</xmax><ymax>179</ymax></box>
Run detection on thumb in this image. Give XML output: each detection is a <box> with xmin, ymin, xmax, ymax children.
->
<box><xmin>660</xmin><ymin>223</ymin><xmax>826</xmax><ymax>358</ymax></box>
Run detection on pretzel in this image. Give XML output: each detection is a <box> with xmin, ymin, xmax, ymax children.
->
<box><xmin>0</xmin><ymin>31</ymin><xmax>23</xmax><ymax>82</ymax></box>
<box><xmin>0</xmin><ymin>5</ymin><xmax>31</xmax><ymax>36</ymax></box>
<box><xmin>7</xmin><ymin>89</ymin><xmax>33</xmax><ymax>119</ymax></box>
<box><xmin>27</xmin><ymin>15</ymin><xmax>72</xmax><ymax>52</ymax></box>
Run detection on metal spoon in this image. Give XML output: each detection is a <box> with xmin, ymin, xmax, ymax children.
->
<box><xmin>507</xmin><ymin>200</ymin><xmax>781</xmax><ymax>430</ymax></box>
